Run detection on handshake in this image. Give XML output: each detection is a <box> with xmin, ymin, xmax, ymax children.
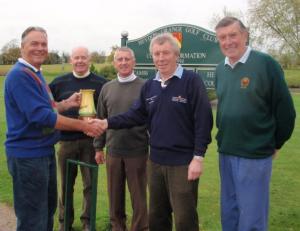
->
<box><xmin>56</xmin><ymin>93</ymin><xmax>109</xmax><ymax>138</ymax></box>
<box><xmin>82</xmin><ymin>118</ymin><xmax>108</xmax><ymax>137</ymax></box>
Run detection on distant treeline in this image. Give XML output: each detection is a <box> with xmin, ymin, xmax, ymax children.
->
<box><xmin>0</xmin><ymin>39</ymin><xmax>118</xmax><ymax>65</ymax></box>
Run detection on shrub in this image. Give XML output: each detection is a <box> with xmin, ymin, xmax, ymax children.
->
<box><xmin>98</xmin><ymin>64</ymin><xmax>117</xmax><ymax>81</ymax></box>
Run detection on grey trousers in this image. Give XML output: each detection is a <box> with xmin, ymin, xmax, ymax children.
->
<box><xmin>106</xmin><ymin>154</ymin><xmax>149</xmax><ymax>231</ymax></box>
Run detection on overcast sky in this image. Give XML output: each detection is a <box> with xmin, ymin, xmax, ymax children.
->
<box><xmin>0</xmin><ymin>0</ymin><xmax>248</xmax><ymax>55</ymax></box>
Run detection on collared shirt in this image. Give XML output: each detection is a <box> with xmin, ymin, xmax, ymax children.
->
<box><xmin>117</xmin><ymin>72</ymin><xmax>137</xmax><ymax>83</ymax></box>
<box><xmin>225</xmin><ymin>46</ymin><xmax>252</xmax><ymax>69</ymax></box>
<box><xmin>154</xmin><ymin>64</ymin><xmax>184</xmax><ymax>88</ymax></box>
<box><xmin>18</xmin><ymin>58</ymin><xmax>39</xmax><ymax>72</ymax></box>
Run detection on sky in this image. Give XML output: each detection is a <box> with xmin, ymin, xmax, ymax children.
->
<box><xmin>0</xmin><ymin>0</ymin><xmax>248</xmax><ymax>55</ymax></box>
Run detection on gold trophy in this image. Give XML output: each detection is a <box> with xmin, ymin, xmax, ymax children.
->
<box><xmin>78</xmin><ymin>89</ymin><xmax>96</xmax><ymax>120</ymax></box>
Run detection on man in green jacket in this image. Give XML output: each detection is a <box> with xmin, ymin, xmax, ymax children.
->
<box><xmin>215</xmin><ymin>16</ymin><xmax>296</xmax><ymax>231</ymax></box>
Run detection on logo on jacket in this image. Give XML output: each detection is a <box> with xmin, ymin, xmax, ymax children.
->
<box><xmin>241</xmin><ymin>77</ymin><xmax>250</xmax><ymax>89</ymax></box>
<box><xmin>146</xmin><ymin>95</ymin><xmax>157</xmax><ymax>104</ymax></box>
<box><xmin>172</xmin><ymin>95</ymin><xmax>187</xmax><ymax>103</ymax></box>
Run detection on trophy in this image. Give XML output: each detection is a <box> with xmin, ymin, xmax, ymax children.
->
<box><xmin>78</xmin><ymin>89</ymin><xmax>96</xmax><ymax>120</ymax></box>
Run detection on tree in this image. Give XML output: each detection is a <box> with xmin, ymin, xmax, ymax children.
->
<box><xmin>61</xmin><ymin>52</ymin><xmax>70</xmax><ymax>63</ymax></box>
<box><xmin>1</xmin><ymin>39</ymin><xmax>19</xmax><ymax>53</ymax></box>
<box><xmin>44</xmin><ymin>50</ymin><xmax>61</xmax><ymax>64</ymax></box>
<box><xmin>249</xmin><ymin>0</ymin><xmax>300</xmax><ymax>58</ymax></box>
<box><xmin>89</xmin><ymin>63</ymin><xmax>99</xmax><ymax>74</ymax></box>
<box><xmin>98</xmin><ymin>64</ymin><xmax>117</xmax><ymax>80</ymax></box>
<box><xmin>106</xmin><ymin>45</ymin><xmax>119</xmax><ymax>63</ymax></box>
<box><xmin>1</xmin><ymin>39</ymin><xmax>21</xmax><ymax>64</ymax></box>
<box><xmin>209</xmin><ymin>7</ymin><xmax>245</xmax><ymax>31</ymax></box>
<box><xmin>90</xmin><ymin>51</ymin><xmax>106</xmax><ymax>63</ymax></box>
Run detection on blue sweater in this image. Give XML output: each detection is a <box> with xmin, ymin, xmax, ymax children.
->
<box><xmin>4</xmin><ymin>61</ymin><xmax>59</xmax><ymax>158</ymax></box>
<box><xmin>108</xmin><ymin>69</ymin><xmax>213</xmax><ymax>165</ymax></box>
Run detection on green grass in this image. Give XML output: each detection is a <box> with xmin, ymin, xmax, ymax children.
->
<box><xmin>0</xmin><ymin>64</ymin><xmax>107</xmax><ymax>78</ymax></box>
<box><xmin>0</xmin><ymin>65</ymin><xmax>300</xmax><ymax>87</ymax></box>
<box><xmin>0</xmin><ymin>70</ymin><xmax>300</xmax><ymax>230</ymax></box>
<box><xmin>285</xmin><ymin>69</ymin><xmax>300</xmax><ymax>88</ymax></box>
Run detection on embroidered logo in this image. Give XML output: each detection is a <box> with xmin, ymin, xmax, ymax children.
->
<box><xmin>241</xmin><ymin>77</ymin><xmax>250</xmax><ymax>89</ymax></box>
<box><xmin>146</xmin><ymin>95</ymin><xmax>157</xmax><ymax>104</ymax></box>
<box><xmin>172</xmin><ymin>95</ymin><xmax>187</xmax><ymax>104</ymax></box>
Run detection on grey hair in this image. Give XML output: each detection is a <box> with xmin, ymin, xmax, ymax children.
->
<box><xmin>215</xmin><ymin>16</ymin><xmax>247</xmax><ymax>32</ymax></box>
<box><xmin>21</xmin><ymin>26</ymin><xmax>47</xmax><ymax>43</ymax></box>
<box><xmin>114</xmin><ymin>47</ymin><xmax>136</xmax><ymax>61</ymax></box>
<box><xmin>149</xmin><ymin>33</ymin><xmax>180</xmax><ymax>56</ymax></box>
<box><xmin>71</xmin><ymin>46</ymin><xmax>90</xmax><ymax>57</ymax></box>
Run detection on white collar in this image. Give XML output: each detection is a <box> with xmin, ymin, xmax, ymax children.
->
<box><xmin>18</xmin><ymin>58</ymin><xmax>39</xmax><ymax>72</ymax></box>
<box><xmin>154</xmin><ymin>64</ymin><xmax>183</xmax><ymax>82</ymax></box>
<box><xmin>117</xmin><ymin>72</ymin><xmax>137</xmax><ymax>83</ymax></box>
<box><xmin>154</xmin><ymin>64</ymin><xmax>183</xmax><ymax>88</ymax></box>
<box><xmin>225</xmin><ymin>46</ymin><xmax>252</xmax><ymax>68</ymax></box>
<box><xmin>73</xmin><ymin>71</ymin><xmax>90</xmax><ymax>78</ymax></box>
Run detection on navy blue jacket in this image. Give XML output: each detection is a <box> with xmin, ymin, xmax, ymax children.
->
<box><xmin>108</xmin><ymin>69</ymin><xmax>213</xmax><ymax>165</ymax></box>
<box><xmin>49</xmin><ymin>72</ymin><xmax>106</xmax><ymax>141</ymax></box>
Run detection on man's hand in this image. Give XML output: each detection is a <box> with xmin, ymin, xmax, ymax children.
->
<box><xmin>56</xmin><ymin>92</ymin><xmax>82</xmax><ymax>113</ymax></box>
<box><xmin>90</xmin><ymin>118</ymin><xmax>108</xmax><ymax>131</ymax></box>
<box><xmin>95</xmin><ymin>151</ymin><xmax>106</xmax><ymax>164</ymax></box>
<box><xmin>82</xmin><ymin>119</ymin><xmax>105</xmax><ymax>137</ymax></box>
<box><xmin>65</xmin><ymin>92</ymin><xmax>82</xmax><ymax>109</ymax></box>
<box><xmin>188</xmin><ymin>157</ymin><xmax>204</xmax><ymax>181</ymax></box>
<box><xmin>84</xmin><ymin>119</ymin><xmax>108</xmax><ymax>137</ymax></box>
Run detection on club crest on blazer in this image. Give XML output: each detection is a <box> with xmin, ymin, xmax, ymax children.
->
<box><xmin>241</xmin><ymin>77</ymin><xmax>250</xmax><ymax>89</ymax></box>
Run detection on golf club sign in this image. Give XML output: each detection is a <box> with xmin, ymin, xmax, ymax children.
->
<box><xmin>121</xmin><ymin>23</ymin><xmax>224</xmax><ymax>89</ymax></box>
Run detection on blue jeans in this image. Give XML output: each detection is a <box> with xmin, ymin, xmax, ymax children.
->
<box><xmin>7</xmin><ymin>155</ymin><xmax>57</xmax><ymax>231</ymax></box>
<box><xmin>219</xmin><ymin>153</ymin><xmax>272</xmax><ymax>231</ymax></box>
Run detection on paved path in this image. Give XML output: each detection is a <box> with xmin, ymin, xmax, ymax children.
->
<box><xmin>0</xmin><ymin>203</ymin><xmax>16</xmax><ymax>231</ymax></box>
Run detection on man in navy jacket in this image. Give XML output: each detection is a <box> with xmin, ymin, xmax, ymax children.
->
<box><xmin>97</xmin><ymin>33</ymin><xmax>213</xmax><ymax>231</ymax></box>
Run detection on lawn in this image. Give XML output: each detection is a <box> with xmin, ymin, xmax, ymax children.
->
<box><xmin>0</xmin><ymin>69</ymin><xmax>299</xmax><ymax>230</ymax></box>
<box><xmin>0</xmin><ymin>64</ymin><xmax>299</xmax><ymax>87</ymax></box>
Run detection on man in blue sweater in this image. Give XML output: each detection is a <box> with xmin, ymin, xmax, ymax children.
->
<box><xmin>215</xmin><ymin>17</ymin><xmax>296</xmax><ymax>231</ymax></box>
<box><xmin>4</xmin><ymin>26</ymin><xmax>103</xmax><ymax>231</ymax></box>
<box><xmin>97</xmin><ymin>33</ymin><xmax>213</xmax><ymax>231</ymax></box>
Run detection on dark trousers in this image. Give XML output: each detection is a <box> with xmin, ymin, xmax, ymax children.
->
<box><xmin>106</xmin><ymin>154</ymin><xmax>148</xmax><ymax>231</ymax></box>
<box><xmin>57</xmin><ymin>138</ymin><xmax>96</xmax><ymax>227</ymax></box>
<box><xmin>148</xmin><ymin>160</ymin><xmax>199</xmax><ymax>231</ymax></box>
<box><xmin>7</xmin><ymin>155</ymin><xmax>57</xmax><ymax>231</ymax></box>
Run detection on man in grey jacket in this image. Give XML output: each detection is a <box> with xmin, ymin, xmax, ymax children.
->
<box><xmin>94</xmin><ymin>47</ymin><xmax>149</xmax><ymax>231</ymax></box>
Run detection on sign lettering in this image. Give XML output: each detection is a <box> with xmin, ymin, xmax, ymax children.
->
<box><xmin>126</xmin><ymin>23</ymin><xmax>224</xmax><ymax>89</ymax></box>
